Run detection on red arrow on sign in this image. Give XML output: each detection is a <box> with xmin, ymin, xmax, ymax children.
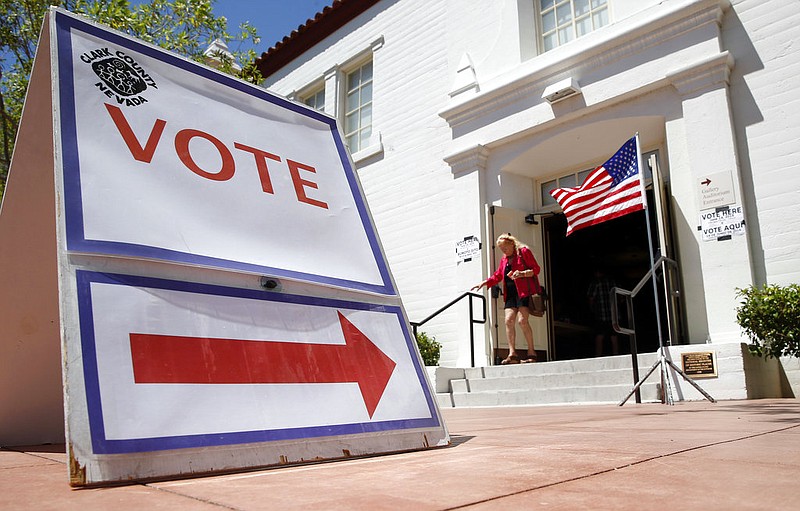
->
<box><xmin>130</xmin><ymin>312</ymin><xmax>396</xmax><ymax>418</ymax></box>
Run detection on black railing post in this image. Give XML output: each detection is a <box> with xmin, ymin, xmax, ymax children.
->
<box><xmin>468</xmin><ymin>294</ymin><xmax>476</xmax><ymax>368</ymax></box>
<box><xmin>411</xmin><ymin>292</ymin><xmax>486</xmax><ymax>367</ymax></box>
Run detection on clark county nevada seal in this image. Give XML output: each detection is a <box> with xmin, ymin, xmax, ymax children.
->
<box><xmin>81</xmin><ymin>47</ymin><xmax>158</xmax><ymax>107</ymax></box>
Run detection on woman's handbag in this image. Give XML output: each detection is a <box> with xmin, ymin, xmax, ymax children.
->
<box><xmin>530</xmin><ymin>276</ymin><xmax>547</xmax><ymax>317</ymax></box>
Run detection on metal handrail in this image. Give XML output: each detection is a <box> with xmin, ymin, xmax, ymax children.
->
<box><xmin>610</xmin><ymin>255</ymin><xmax>680</xmax><ymax>403</ymax></box>
<box><xmin>611</xmin><ymin>255</ymin><xmax>679</xmax><ymax>334</ymax></box>
<box><xmin>410</xmin><ymin>292</ymin><xmax>487</xmax><ymax>368</ymax></box>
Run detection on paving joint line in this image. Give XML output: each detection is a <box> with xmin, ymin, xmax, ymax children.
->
<box><xmin>141</xmin><ymin>484</ymin><xmax>246</xmax><ymax>511</ymax></box>
<box><xmin>441</xmin><ymin>422</ymin><xmax>800</xmax><ymax>510</ymax></box>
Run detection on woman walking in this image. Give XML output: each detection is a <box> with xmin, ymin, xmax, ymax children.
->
<box><xmin>472</xmin><ymin>233</ymin><xmax>542</xmax><ymax>364</ymax></box>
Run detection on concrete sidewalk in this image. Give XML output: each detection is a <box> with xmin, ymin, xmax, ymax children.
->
<box><xmin>2</xmin><ymin>398</ymin><xmax>799</xmax><ymax>510</ymax></box>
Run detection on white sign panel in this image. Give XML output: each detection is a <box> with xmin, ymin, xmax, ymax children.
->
<box><xmin>76</xmin><ymin>271</ymin><xmax>439</xmax><ymax>454</ymax></box>
<box><xmin>456</xmin><ymin>235</ymin><xmax>481</xmax><ymax>262</ymax></box>
<box><xmin>55</xmin><ymin>12</ymin><xmax>392</xmax><ymax>294</ymax></box>
<box><xmin>699</xmin><ymin>205</ymin><xmax>745</xmax><ymax>241</ymax></box>
<box><xmin>697</xmin><ymin>172</ymin><xmax>735</xmax><ymax>210</ymax></box>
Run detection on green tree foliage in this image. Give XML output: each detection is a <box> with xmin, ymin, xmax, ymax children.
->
<box><xmin>736</xmin><ymin>284</ymin><xmax>800</xmax><ymax>359</ymax></box>
<box><xmin>415</xmin><ymin>331</ymin><xmax>442</xmax><ymax>366</ymax></box>
<box><xmin>0</xmin><ymin>0</ymin><xmax>262</xmax><ymax>196</ymax></box>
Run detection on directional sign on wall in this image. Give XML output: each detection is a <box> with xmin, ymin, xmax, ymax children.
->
<box><xmin>697</xmin><ymin>172</ymin><xmax>735</xmax><ymax>211</ymax></box>
<box><xmin>0</xmin><ymin>8</ymin><xmax>447</xmax><ymax>487</ymax></box>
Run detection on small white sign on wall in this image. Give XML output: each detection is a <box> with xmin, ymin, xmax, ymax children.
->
<box><xmin>699</xmin><ymin>205</ymin><xmax>745</xmax><ymax>241</ymax></box>
<box><xmin>697</xmin><ymin>172</ymin><xmax>735</xmax><ymax>210</ymax></box>
<box><xmin>456</xmin><ymin>235</ymin><xmax>481</xmax><ymax>262</ymax></box>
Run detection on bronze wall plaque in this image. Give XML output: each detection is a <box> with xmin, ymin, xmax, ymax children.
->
<box><xmin>681</xmin><ymin>351</ymin><xmax>717</xmax><ymax>378</ymax></box>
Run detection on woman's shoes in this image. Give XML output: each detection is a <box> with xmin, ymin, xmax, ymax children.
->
<box><xmin>500</xmin><ymin>353</ymin><xmax>537</xmax><ymax>364</ymax></box>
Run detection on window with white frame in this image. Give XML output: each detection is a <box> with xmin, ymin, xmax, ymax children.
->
<box><xmin>302</xmin><ymin>87</ymin><xmax>325</xmax><ymax>112</ymax></box>
<box><xmin>540</xmin><ymin>0</ymin><xmax>610</xmax><ymax>52</ymax></box>
<box><xmin>343</xmin><ymin>60</ymin><xmax>373</xmax><ymax>154</ymax></box>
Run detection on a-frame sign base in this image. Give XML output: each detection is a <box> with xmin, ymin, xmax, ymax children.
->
<box><xmin>0</xmin><ymin>16</ymin><xmax>64</xmax><ymax>448</ymax></box>
<box><xmin>0</xmin><ymin>8</ymin><xmax>448</xmax><ymax>486</ymax></box>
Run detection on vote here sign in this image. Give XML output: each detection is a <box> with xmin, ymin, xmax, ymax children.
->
<box><xmin>55</xmin><ymin>11</ymin><xmax>392</xmax><ymax>294</ymax></box>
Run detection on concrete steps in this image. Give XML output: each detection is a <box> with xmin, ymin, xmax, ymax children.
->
<box><xmin>430</xmin><ymin>353</ymin><xmax>662</xmax><ymax>408</ymax></box>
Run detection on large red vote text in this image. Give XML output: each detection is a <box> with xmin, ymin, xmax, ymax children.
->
<box><xmin>105</xmin><ymin>104</ymin><xmax>328</xmax><ymax>209</ymax></box>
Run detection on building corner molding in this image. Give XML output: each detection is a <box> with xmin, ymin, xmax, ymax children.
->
<box><xmin>444</xmin><ymin>145</ymin><xmax>489</xmax><ymax>176</ymax></box>
<box><xmin>667</xmin><ymin>51</ymin><xmax>734</xmax><ymax>97</ymax></box>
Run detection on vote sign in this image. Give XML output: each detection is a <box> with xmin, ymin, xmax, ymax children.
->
<box><xmin>37</xmin><ymin>9</ymin><xmax>447</xmax><ymax>486</ymax></box>
<box><xmin>77</xmin><ymin>271</ymin><xmax>438</xmax><ymax>455</ymax></box>
<box><xmin>56</xmin><ymin>13</ymin><xmax>392</xmax><ymax>294</ymax></box>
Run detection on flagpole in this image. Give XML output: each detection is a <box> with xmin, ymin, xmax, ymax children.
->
<box><xmin>635</xmin><ymin>133</ymin><xmax>672</xmax><ymax>403</ymax></box>
<box><xmin>636</xmin><ymin>133</ymin><xmax>663</xmax><ymax>349</ymax></box>
<box><xmin>619</xmin><ymin>134</ymin><xmax>715</xmax><ymax>406</ymax></box>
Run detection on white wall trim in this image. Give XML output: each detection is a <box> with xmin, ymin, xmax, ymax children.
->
<box><xmin>438</xmin><ymin>0</ymin><xmax>729</xmax><ymax>127</ymax></box>
<box><xmin>667</xmin><ymin>50</ymin><xmax>734</xmax><ymax>96</ymax></box>
<box><xmin>444</xmin><ymin>144</ymin><xmax>489</xmax><ymax>175</ymax></box>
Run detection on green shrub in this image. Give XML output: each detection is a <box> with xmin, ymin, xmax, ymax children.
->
<box><xmin>415</xmin><ymin>331</ymin><xmax>442</xmax><ymax>366</ymax></box>
<box><xmin>735</xmin><ymin>284</ymin><xmax>800</xmax><ymax>358</ymax></box>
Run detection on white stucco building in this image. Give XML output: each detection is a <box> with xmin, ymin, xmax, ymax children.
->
<box><xmin>255</xmin><ymin>0</ymin><xmax>799</xmax><ymax>375</ymax></box>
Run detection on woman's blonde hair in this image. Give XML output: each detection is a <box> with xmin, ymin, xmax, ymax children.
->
<box><xmin>496</xmin><ymin>233</ymin><xmax>528</xmax><ymax>250</ymax></box>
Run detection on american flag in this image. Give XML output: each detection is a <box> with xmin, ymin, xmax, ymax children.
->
<box><xmin>550</xmin><ymin>136</ymin><xmax>646</xmax><ymax>236</ymax></box>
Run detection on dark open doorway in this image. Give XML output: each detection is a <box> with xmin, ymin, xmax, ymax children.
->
<box><xmin>543</xmin><ymin>195</ymin><xmax>665</xmax><ymax>361</ymax></box>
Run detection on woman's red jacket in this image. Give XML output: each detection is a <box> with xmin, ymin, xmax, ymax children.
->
<box><xmin>484</xmin><ymin>246</ymin><xmax>542</xmax><ymax>301</ymax></box>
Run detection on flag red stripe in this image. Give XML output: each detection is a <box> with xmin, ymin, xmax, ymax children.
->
<box><xmin>568</xmin><ymin>197</ymin><xmax>645</xmax><ymax>231</ymax></box>
<box><xmin>557</xmin><ymin>179</ymin><xmax>611</xmax><ymax>210</ymax></box>
<box><xmin>564</xmin><ymin>184</ymin><xmax>640</xmax><ymax>222</ymax></box>
<box><xmin>570</xmin><ymin>193</ymin><xmax>644</xmax><ymax>226</ymax></box>
<box><xmin>561</xmin><ymin>178</ymin><xmax>642</xmax><ymax>222</ymax></box>
<box><xmin>553</xmin><ymin>169</ymin><xmax>610</xmax><ymax>206</ymax></box>
<box><xmin>565</xmin><ymin>180</ymin><xmax>643</xmax><ymax>224</ymax></box>
<box><xmin>567</xmin><ymin>191</ymin><xmax>644</xmax><ymax>227</ymax></box>
<box><xmin>567</xmin><ymin>202</ymin><xmax>645</xmax><ymax>234</ymax></box>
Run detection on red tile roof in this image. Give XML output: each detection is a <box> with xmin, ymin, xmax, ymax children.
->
<box><xmin>255</xmin><ymin>0</ymin><xmax>381</xmax><ymax>79</ymax></box>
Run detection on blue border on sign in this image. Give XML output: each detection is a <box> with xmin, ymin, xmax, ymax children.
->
<box><xmin>54</xmin><ymin>10</ymin><xmax>394</xmax><ymax>296</ymax></box>
<box><xmin>76</xmin><ymin>270</ymin><xmax>439</xmax><ymax>454</ymax></box>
